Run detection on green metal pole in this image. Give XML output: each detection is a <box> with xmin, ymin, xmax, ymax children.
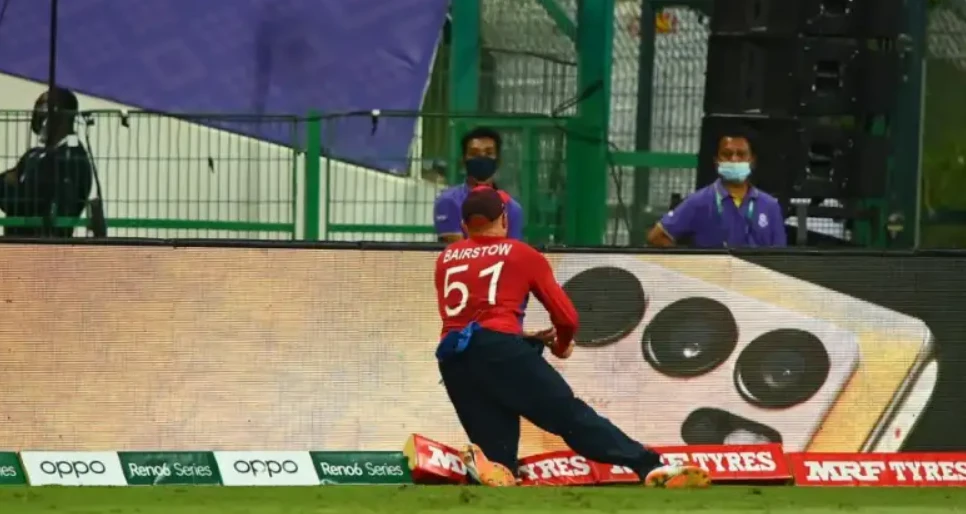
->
<box><xmin>890</xmin><ymin>0</ymin><xmax>926</xmax><ymax>249</ymax></box>
<box><xmin>629</xmin><ymin>0</ymin><xmax>657</xmax><ymax>247</ymax></box>
<box><xmin>448</xmin><ymin>0</ymin><xmax>481</xmax><ymax>184</ymax></box>
<box><xmin>448</xmin><ymin>1</ymin><xmax>480</xmax><ymax>112</ymax></box>
<box><xmin>535</xmin><ymin>0</ymin><xmax>577</xmax><ymax>41</ymax></box>
<box><xmin>303</xmin><ymin>111</ymin><xmax>322</xmax><ymax>241</ymax></box>
<box><xmin>521</xmin><ymin>127</ymin><xmax>536</xmax><ymax>243</ymax></box>
<box><xmin>567</xmin><ymin>0</ymin><xmax>614</xmax><ymax>246</ymax></box>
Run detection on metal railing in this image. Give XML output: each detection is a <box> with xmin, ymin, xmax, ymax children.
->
<box><xmin>319</xmin><ymin>112</ymin><xmax>570</xmax><ymax>244</ymax></box>
<box><xmin>2</xmin><ymin>2</ymin><xmax>956</xmax><ymax>248</ymax></box>
<box><xmin>0</xmin><ymin>110</ymin><xmax>578</xmax><ymax>244</ymax></box>
<box><xmin>0</xmin><ymin>110</ymin><xmax>299</xmax><ymax>239</ymax></box>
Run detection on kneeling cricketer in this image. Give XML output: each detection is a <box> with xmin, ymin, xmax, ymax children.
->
<box><xmin>433</xmin><ymin>187</ymin><xmax>710</xmax><ymax>488</ymax></box>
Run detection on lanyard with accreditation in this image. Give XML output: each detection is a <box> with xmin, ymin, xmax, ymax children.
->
<box><xmin>714</xmin><ymin>190</ymin><xmax>755</xmax><ymax>248</ymax></box>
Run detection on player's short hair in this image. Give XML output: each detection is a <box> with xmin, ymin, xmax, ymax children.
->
<box><xmin>461</xmin><ymin>186</ymin><xmax>508</xmax><ymax>229</ymax></box>
<box><xmin>460</xmin><ymin>126</ymin><xmax>502</xmax><ymax>156</ymax></box>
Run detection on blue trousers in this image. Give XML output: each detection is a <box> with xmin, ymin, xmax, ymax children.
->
<box><xmin>438</xmin><ymin>328</ymin><xmax>662</xmax><ymax>477</ymax></box>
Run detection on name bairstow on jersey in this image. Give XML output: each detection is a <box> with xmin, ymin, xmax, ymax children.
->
<box><xmin>442</xmin><ymin>243</ymin><xmax>514</xmax><ymax>263</ymax></box>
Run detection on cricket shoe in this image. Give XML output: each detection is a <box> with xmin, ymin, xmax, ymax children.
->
<box><xmin>644</xmin><ymin>463</ymin><xmax>712</xmax><ymax>489</ymax></box>
<box><xmin>460</xmin><ymin>444</ymin><xmax>517</xmax><ymax>487</ymax></box>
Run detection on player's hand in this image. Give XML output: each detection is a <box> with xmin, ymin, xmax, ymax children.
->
<box><xmin>523</xmin><ymin>327</ymin><xmax>556</xmax><ymax>345</ymax></box>
<box><xmin>550</xmin><ymin>338</ymin><xmax>574</xmax><ymax>359</ymax></box>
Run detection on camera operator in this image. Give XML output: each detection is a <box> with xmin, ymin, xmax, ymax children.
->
<box><xmin>0</xmin><ymin>87</ymin><xmax>93</xmax><ymax>237</ymax></box>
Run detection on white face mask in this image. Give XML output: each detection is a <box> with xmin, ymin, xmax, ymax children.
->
<box><xmin>717</xmin><ymin>161</ymin><xmax>752</xmax><ymax>182</ymax></box>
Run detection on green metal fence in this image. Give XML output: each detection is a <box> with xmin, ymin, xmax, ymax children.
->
<box><xmin>0</xmin><ymin>110</ymin><xmax>299</xmax><ymax>239</ymax></box>
<box><xmin>449</xmin><ymin>0</ymin><xmax>709</xmax><ymax>245</ymax></box>
<box><xmin>320</xmin><ymin>112</ymin><xmax>568</xmax><ymax>244</ymax></box>
<box><xmin>920</xmin><ymin>0</ymin><xmax>966</xmax><ymax>247</ymax></box>
<box><xmin>0</xmin><ymin>0</ymin><xmax>953</xmax><ymax>247</ymax></box>
<box><xmin>0</xmin><ymin>109</ymin><xmax>576</xmax><ymax>243</ymax></box>
<box><xmin>611</xmin><ymin>1</ymin><xmax>708</xmax><ymax>245</ymax></box>
<box><xmin>480</xmin><ymin>0</ymin><xmax>578</xmax><ymax>114</ymax></box>
<box><xmin>453</xmin><ymin>0</ymin><xmax>613</xmax><ymax>246</ymax></box>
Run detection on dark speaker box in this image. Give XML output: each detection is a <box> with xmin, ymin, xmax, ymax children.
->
<box><xmin>709</xmin><ymin>0</ymin><xmax>904</xmax><ymax>38</ymax></box>
<box><xmin>704</xmin><ymin>35</ymin><xmax>899</xmax><ymax>116</ymax></box>
<box><xmin>698</xmin><ymin>115</ymin><xmax>888</xmax><ymax>201</ymax></box>
<box><xmin>791</xmin><ymin>120</ymin><xmax>889</xmax><ymax>198</ymax></box>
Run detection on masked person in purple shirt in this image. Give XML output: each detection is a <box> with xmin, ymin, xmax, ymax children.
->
<box><xmin>647</xmin><ymin>134</ymin><xmax>787</xmax><ymax>248</ymax></box>
<box><xmin>434</xmin><ymin>127</ymin><xmax>524</xmax><ymax>243</ymax></box>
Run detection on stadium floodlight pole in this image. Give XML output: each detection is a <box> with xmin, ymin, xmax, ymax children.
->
<box><xmin>41</xmin><ymin>0</ymin><xmax>59</xmax><ymax>236</ymax></box>
<box><xmin>45</xmin><ymin>0</ymin><xmax>59</xmax><ymax>152</ymax></box>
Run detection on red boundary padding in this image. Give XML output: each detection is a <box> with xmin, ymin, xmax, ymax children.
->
<box><xmin>406</xmin><ymin>434</ymin><xmax>966</xmax><ymax>487</ymax></box>
<box><xmin>405</xmin><ymin>434</ymin><xmax>789</xmax><ymax>485</ymax></box>
<box><xmin>787</xmin><ymin>452</ymin><xmax>966</xmax><ymax>487</ymax></box>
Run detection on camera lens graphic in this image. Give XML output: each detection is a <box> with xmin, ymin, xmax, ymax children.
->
<box><xmin>562</xmin><ymin>266</ymin><xmax>647</xmax><ymax>347</ymax></box>
<box><xmin>734</xmin><ymin>329</ymin><xmax>831</xmax><ymax>409</ymax></box>
<box><xmin>681</xmin><ymin>407</ymin><xmax>783</xmax><ymax>445</ymax></box>
<box><xmin>642</xmin><ymin>297</ymin><xmax>738</xmax><ymax>377</ymax></box>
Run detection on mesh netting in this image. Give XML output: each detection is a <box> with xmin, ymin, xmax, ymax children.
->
<box><xmin>612</xmin><ymin>3</ymin><xmax>708</xmax><ymax>155</ymax></box>
<box><xmin>478</xmin><ymin>0</ymin><xmax>574</xmax><ymax>244</ymax></box>
<box><xmin>477</xmin><ymin>2</ymin><xmax>966</xmax><ymax>245</ymax></box>
<box><xmin>479</xmin><ymin>1</ymin><xmax>711</xmax><ymax>244</ymax></box>
<box><xmin>609</xmin><ymin>3</ymin><xmax>710</xmax><ymax>243</ymax></box>
<box><xmin>610</xmin><ymin>4</ymin><xmax>857</xmax><ymax>241</ymax></box>
<box><xmin>929</xmin><ymin>1</ymin><xmax>966</xmax><ymax>70</ymax></box>
<box><xmin>921</xmin><ymin>3</ymin><xmax>966</xmax><ymax>246</ymax></box>
<box><xmin>481</xmin><ymin>0</ymin><xmax>578</xmax><ymax>114</ymax></box>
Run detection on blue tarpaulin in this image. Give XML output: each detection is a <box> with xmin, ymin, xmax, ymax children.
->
<box><xmin>0</xmin><ymin>0</ymin><xmax>447</xmax><ymax>173</ymax></box>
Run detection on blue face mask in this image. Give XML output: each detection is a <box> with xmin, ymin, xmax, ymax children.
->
<box><xmin>465</xmin><ymin>157</ymin><xmax>498</xmax><ymax>182</ymax></box>
<box><xmin>718</xmin><ymin>161</ymin><xmax>752</xmax><ymax>183</ymax></box>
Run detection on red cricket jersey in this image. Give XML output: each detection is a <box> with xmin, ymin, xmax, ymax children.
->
<box><xmin>435</xmin><ymin>235</ymin><xmax>579</xmax><ymax>347</ymax></box>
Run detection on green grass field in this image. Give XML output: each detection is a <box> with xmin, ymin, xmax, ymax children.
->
<box><xmin>1</xmin><ymin>486</ymin><xmax>966</xmax><ymax>514</ymax></box>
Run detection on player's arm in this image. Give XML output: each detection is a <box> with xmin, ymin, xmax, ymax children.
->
<box><xmin>525</xmin><ymin>247</ymin><xmax>579</xmax><ymax>359</ymax></box>
<box><xmin>434</xmin><ymin>196</ymin><xmax>464</xmax><ymax>243</ymax></box>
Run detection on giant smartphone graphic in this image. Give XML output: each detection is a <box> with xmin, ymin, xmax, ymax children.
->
<box><xmin>520</xmin><ymin>254</ymin><xmax>935</xmax><ymax>455</ymax></box>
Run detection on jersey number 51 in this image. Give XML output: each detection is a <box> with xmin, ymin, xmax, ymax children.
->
<box><xmin>443</xmin><ymin>261</ymin><xmax>505</xmax><ymax>317</ymax></box>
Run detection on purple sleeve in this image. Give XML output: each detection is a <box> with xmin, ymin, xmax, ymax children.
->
<box><xmin>433</xmin><ymin>196</ymin><xmax>462</xmax><ymax>235</ymax></box>
<box><xmin>658</xmin><ymin>193</ymin><xmax>699</xmax><ymax>241</ymax></box>
<box><xmin>507</xmin><ymin>199</ymin><xmax>525</xmax><ymax>240</ymax></box>
<box><xmin>771</xmin><ymin>202</ymin><xmax>787</xmax><ymax>247</ymax></box>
